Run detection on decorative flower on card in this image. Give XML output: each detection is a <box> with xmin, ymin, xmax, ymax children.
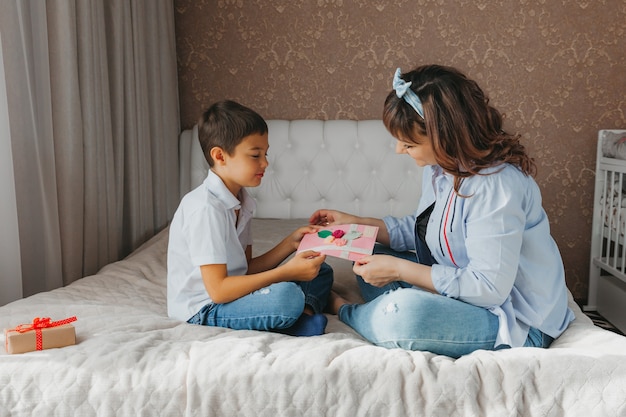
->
<box><xmin>317</xmin><ymin>228</ymin><xmax>362</xmax><ymax>246</ymax></box>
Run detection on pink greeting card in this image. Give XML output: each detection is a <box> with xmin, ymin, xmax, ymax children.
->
<box><xmin>297</xmin><ymin>224</ymin><xmax>379</xmax><ymax>261</ymax></box>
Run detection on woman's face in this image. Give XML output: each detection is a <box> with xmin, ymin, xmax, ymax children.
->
<box><xmin>395</xmin><ymin>131</ymin><xmax>437</xmax><ymax>167</ymax></box>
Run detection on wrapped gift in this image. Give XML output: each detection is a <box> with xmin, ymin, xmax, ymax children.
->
<box><xmin>5</xmin><ymin>316</ymin><xmax>77</xmax><ymax>354</ymax></box>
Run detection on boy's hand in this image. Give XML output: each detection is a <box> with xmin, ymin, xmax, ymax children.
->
<box><xmin>283</xmin><ymin>251</ymin><xmax>326</xmax><ymax>281</ymax></box>
<box><xmin>286</xmin><ymin>225</ymin><xmax>322</xmax><ymax>250</ymax></box>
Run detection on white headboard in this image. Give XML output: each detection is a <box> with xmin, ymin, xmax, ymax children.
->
<box><xmin>179</xmin><ymin>120</ymin><xmax>422</xmax><ymax>219</ymax></box>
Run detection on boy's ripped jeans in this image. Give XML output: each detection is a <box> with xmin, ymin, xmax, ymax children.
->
<box><xmin>188</xmin><ymin>263</ymin><xmax>333</xmax><ymax>332</ymax></box>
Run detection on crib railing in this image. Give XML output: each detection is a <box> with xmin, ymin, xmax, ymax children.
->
<box><xmin>587</xmin><ymin>130</ymin><xmax>626</xmax><ymax>313</ymax></box>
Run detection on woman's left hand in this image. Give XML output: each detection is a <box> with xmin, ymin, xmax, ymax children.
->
<box><xmin>352</xmin><ymin>255</ymin><xmax>400</xmax><ymax>287</ymax></box>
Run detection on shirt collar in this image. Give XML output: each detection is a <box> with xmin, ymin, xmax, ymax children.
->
<box><xmin>432</xmin><ymin>165</ymin><xmax>457</xmax><ymax>187</ymax></box>
<box><xmin>204</xmin><ymin>169</ymin><xmax>256</xmax><ymax>215</ymax></box>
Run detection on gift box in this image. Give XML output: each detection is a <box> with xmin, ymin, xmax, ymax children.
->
<box><xmin>5</xmin><ymin>316</ymin><xmax>77</xmax><ymax>354</ymax></box>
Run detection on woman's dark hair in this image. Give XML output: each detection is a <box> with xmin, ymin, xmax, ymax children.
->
<box><xmin>197</xmin><ymin>100</ymin><xmax>268</xmax><ymax>167</ymax></box>
<box><xmin>383</xmin><ymin>65</ymin><xmax>536</xmax><ymax>193</ymax></box>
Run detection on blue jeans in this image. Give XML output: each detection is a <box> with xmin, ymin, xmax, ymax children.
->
<box><xmin>339</xmin><ymin>246</ymin><xmax>553</xmax><ymax>358</ymax></box>
<box><xmin>188</xmin><ymin>263</ymin><xmax>333</xmax><ymax>331</ymax></box>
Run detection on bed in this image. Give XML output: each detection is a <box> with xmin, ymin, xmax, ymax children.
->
<box><xmin>586</xmin><ymin>129</ymin><xmax>626</xmax><ymax>335</ymax></box>
<box><xmin>1</xmin><ymin>120</ymin><xmax>626</xmax><ymax>417</ymax></box>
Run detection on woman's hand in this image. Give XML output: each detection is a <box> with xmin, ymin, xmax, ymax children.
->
<box><xmin>352</xmin><ymin>255</ymin><xmax>401</xmax><ymax>287</ymax></box>
<box><xmin>309</xmin><ymin>209</ymin><xmax>360</xmax><ymax>226</ymax></box>
<box><xmin>354</xmin><ymin>255</ymin><xmax>437</xmax><ymax>292</ymax></box>
<box><xmin>311</xmin><ymin>209</ymin><xmax>391</xmax><ymax>246</ymax></box>
<box><xmin>281</xmin><ymin>251</ymin><xmax>326</xmax><ymax>281</ymax></box>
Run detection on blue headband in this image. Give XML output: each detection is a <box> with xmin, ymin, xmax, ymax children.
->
<box><xmin>393</xmin><ymin>68</ymin><xmax>424</xmax><ymax>119</ymax></box>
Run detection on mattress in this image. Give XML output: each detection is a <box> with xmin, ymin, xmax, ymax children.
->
<box><xmin>1</xmin><ymin>219</ymin><xmax>626</xmax><ymax>417</ymax></box>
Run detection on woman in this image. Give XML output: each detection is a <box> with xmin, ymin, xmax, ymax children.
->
<box><xmin>310</xmin><ymin>65</ymin><xmax>574</xmax><ymax>358</ymax></box>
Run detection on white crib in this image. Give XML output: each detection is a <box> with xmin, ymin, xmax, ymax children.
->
<box><xmin>586</xmin><ymin>129</ymin><xmax>626</xmax><ymax>334</ymax></box>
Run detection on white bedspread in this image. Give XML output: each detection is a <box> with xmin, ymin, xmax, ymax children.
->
<box><xmin>1</xmin><ymin>221</ymin><xmax>626</xmax><ymax>417</ymax></box>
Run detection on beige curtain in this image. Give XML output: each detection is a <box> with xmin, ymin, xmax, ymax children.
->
<box><xmin>0</xmin><ymin>0</ymin><xmax>179</xmax><ymax>305</ymax></box>
<box><xmin>0</xmin><ymin>28</ymin><xmax>22</xmax><ymax>305</ymax></box>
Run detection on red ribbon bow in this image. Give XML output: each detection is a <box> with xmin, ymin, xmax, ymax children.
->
<box><xmin>11</xmin><ymin>316</ymin><xmax>77</xmax><ymax>350</ymax></box>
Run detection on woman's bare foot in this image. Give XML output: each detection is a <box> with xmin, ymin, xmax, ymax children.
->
<box><xmin>328</xmin><ymin>290</ymin><xmax>350</xmax><ymax>315</ymax></box>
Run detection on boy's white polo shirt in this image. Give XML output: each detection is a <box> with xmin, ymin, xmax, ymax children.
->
<box><xmin>167</xmin><ymin>169</ymin><xmax>255</xmax><ymax>321</ymax></box>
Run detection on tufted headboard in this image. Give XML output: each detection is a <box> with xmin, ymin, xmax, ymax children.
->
<box><xmin>179</xmin><ymin>120</ymin><xmax>422</xmax><ymax>219</ymax></box>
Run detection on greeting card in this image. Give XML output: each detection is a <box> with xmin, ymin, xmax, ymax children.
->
<box><xmin>297</xmin><ymin>224</ymin><xmax>379</xmax><ymax>261</ymax></box>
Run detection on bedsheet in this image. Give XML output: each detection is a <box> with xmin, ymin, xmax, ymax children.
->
<box><xmin>1</xmin><ymin>220</ymin><xmax>626</xmax><ymax>417</ymax></box>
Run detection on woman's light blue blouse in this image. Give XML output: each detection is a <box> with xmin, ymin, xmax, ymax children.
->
<box><xmin>383</xmin><ymin>164</ymin><xmax>575</xmax><ymax>348</ymax></box>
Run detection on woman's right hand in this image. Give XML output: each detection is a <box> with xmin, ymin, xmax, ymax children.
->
<box><xmin>352</xmin><ymin>255</ymin><xmax>400</xmax><ymax>287</ymax></box>
<box><xmin>309</xmin><ymin>209</ymin><xmax>359</xmax><ymax>226</ymax></box>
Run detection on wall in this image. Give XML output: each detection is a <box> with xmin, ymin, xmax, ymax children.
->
<box><xmin>174</xmin><ymin>0</ymin><xmax>626</xmax><ymax>303</ymax></box>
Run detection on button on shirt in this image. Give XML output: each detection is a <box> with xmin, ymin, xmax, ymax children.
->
<box><xmin>384</xmin><ymin>164</ymin><xmax>575</xmax><ymax>348</ymax></box>
<box><xmin>167</xmin><ymin>170</ymin><xmax>255</xmax><ymax>321</ymax></box>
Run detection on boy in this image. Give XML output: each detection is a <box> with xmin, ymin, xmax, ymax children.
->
<box><xmin>167</xmin><ymin>100</ymin><xmax>333</xmax><ymax>336</ymax></box>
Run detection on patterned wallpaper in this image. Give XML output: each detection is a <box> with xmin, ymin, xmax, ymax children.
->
<box><xmin>174</xmin><ymin>0</ymin><xmax>626</xmax><ymax>303</ymax></box>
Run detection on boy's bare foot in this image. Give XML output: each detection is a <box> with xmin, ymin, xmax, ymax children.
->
<box><xmin>328</xmin><ymin>290</ymin><xmax>350</xmax><ymax>315</ymax></box>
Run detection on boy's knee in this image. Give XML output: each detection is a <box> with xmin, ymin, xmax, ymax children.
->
<box><xmin>271</xmin><ymin>281</ymin><xmax>304</xmax><ymax>297</ymax></box>
<box><xmin>317</xmin><ymin>262</ymin><xmax>334</xmax><ymax>284</ymax></box>
<box><xmin>269</xmin><ymin>282</ymin><xmax>305</xmax><ymax>315</ymax></box>
<box><xmin>319</xmin><ymin>262</ymin><xmax>332</xmax><ymax>273</ymax></box>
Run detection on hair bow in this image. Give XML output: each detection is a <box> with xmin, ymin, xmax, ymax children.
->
<box><xmin>393</xmin><ymin>68</ymin><xmax>424</xmax><ymax>119</ymax></box>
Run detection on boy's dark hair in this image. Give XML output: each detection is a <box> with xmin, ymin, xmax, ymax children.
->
<box><xmin>197</xmin><ymin>100</ymin><xmax>268</xmax><ymax>167</ymax></box>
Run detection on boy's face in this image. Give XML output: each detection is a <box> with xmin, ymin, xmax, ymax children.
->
<box><xmin>218</xmin><ymin>132</ymin><xmax>269</xmax><ymax>193</ymax></box>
